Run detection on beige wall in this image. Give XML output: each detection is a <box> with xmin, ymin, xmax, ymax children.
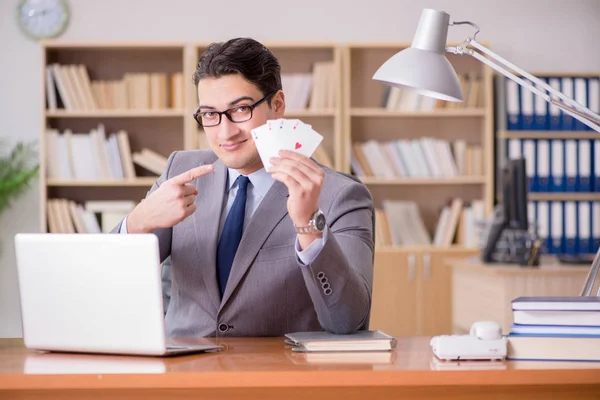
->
<box><xmin>0</xmin><ymin>0</ymin><xmax>599</xmax><ymax>337</ymax></box>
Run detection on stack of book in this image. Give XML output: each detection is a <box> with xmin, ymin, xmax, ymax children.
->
<box><xmin>507</xmin><ymin>296</ymin><xmax>600</xmax><ymax>361</ymax></box>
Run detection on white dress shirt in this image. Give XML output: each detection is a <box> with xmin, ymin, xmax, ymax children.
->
<box><xmin>120</xmin><ymin>167</ymin><xmax>327</xmax><ymax>265</ymax></box>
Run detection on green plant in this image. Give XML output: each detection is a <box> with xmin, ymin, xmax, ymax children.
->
<box><xmin>0</xmin><ymin>141</ymin><xmax>39</xmax><ymax>218</ymax></box>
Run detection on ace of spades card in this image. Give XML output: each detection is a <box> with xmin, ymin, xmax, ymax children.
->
<box><xmin>251</xmin><ymin>118</ymin><xmax>323</xmax><ymax>172</ymax></box>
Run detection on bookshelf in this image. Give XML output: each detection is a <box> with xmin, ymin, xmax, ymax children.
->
<box><xmin>342</xmin><ymin>42</ymin><xmax>495</xmax><ymax>336</ymax></box>
<box><xmin>38</xmin><ymin>40</ymin><xmax>493</xmax><ymax>336</ymax></box>
<box><xmin>495</xmin><ymin>71</ymin><xmax>600</xmax><ymax>257</ymax></box>
<box><xmin>342</xmin><ymin>42</ymin><xmax>495</xmax><ymax>245</ymax></box>
<box><xmin>189</xmin><ymin>42</ymin><xmax>343</xmax><ymax>171</ymax></box>
<box><xmin>40</xmin><ymin>42</ymin><xmax>190</xmax><ymax>233</ymax></box>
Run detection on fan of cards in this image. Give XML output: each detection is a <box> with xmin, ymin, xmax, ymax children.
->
<box><xmin>251</xmin><ymin>118</ymin><xmax>323</xmax><ymax>172</ymax></box>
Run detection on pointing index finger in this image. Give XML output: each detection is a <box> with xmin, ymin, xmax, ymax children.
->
<box><xmin>172</xmin><ymin>164</ymin><xmax>214</xmax><ymax>185</ymax></box>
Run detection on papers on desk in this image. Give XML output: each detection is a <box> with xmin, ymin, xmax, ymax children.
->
<box><xmin>284</xmin><ymin>330</ymin><xmax>396</xmax><ymax>352</ymax></box>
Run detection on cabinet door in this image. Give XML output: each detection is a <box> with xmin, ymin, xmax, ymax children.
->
<box><xmin>369</xmin><ymin>251</ymin><xmax>419</xmax><ymax>337</ymax></box>
<box><xmin>419</xmin><ymin>250</ymin><xmax>478</xmax><ymax>336</ymax></box>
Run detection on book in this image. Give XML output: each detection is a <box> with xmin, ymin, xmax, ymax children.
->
<box><xmin>284</xmin><ymin>330</ymin><xmax>396</xmax><ymax>352</ymax></box>
<box><xmin>510</xmin><ymin>324</ymin><xmax>600</xmax><ymax>336</ymax></box>
<box><xmin>507</xmin><ymin>333</ymin><xmax>600</xmax><ymax>361</ymax></box>
<box><xmin>513</xmin><ymin>310</ymin><xmax>600</xmax><ymax>326</ymax></box>
<box><xmin>512</xmin><ymin>296</ymin><xmax>600</xmax><ymax>311</ymax></box>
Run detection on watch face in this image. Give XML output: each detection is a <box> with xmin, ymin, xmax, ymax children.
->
<box><xmin>314</xmin><ymin>213</ymin><xmax>326</xmax><ymax>231</ymax></box>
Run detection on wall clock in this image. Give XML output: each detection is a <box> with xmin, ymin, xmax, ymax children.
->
<box><xmin>17</xmin><ymin>0</ymin><xmax>70</xmax><ymax>40</ymax></box>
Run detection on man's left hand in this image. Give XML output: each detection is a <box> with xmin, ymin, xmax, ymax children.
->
<box><xmin>269</xmin><ymin>150</ymin><xmax>324</xmax><ymax>236</ymax></box>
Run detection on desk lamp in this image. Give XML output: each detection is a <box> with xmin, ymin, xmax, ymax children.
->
<box><xmin>372</xmin><ymin>8</ymin><xmax>600</xmax><ymax>295</ymax></box>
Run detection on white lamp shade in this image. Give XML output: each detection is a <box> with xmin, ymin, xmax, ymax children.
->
<box><xmin>372</xmin><ymin>8</ymin><xmax>463</xmax><ymax>102</ymax></box>
<box><xmin>372</xmin><ymin>47</ymin><xmax>463</xmax><ymax>102</ymax></box>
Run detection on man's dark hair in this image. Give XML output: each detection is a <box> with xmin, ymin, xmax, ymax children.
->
<box><xmin>193</xmin><ymin>37</ymin><xmax>282</xmax><ymax>105</ymax></box>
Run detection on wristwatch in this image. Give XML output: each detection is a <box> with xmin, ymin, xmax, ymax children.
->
<box><xmin>294</xmin><ymin>209</ymin><xmax>326</xmax><ymax>234</ymax></box>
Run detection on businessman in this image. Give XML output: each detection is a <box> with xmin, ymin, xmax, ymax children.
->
<box><xmin>115</xmin><ymin>37</ymin><xmax>375</xmax><ymax>338</ymax></box>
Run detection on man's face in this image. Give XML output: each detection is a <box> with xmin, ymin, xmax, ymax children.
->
<box><xmin>196</xmin><ymin>74</ymin><xmax>285</xmax><ymax>175</ymax></box>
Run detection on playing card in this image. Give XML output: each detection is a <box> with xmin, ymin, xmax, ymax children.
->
<box><xmin>251</xmin><ymin>118</ymin><xmax>323</xmax><ymax>172</ymax></box>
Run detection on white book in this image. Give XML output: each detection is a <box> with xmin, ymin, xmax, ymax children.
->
<box><xmin>419</xmin><ymin>138</ymin><xmax>442</xmax><ymax>177</ymax></box>
<box><xmin>410</xmin><ymin>139</ymin><xmax>431</xmax><ymax>177</ymax></box>
<box><xmin>45</xmin><ymin>66</ymin><xmax>57</xmax><ymax>110</ymax></box>
<box><xmin>70</xmin><ymin>133</ymin><xmax>98</xmax><ymax>181</ymax></box>
<box><xmin>395</xmin><ymin>140</ymin><xmax>420</xmax><ymax>177</ymax></box>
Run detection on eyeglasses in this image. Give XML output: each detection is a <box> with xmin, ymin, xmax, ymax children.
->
<box><xmin>193</xmin><ymin>91</ymin><xmax>275</xmax><ymax>127</ymax></box>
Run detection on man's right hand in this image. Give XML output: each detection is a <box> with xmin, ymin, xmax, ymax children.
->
<box><xmin>126</xmin><ymin>164</ymin><xmax>214</xmax><ymax>233</ymax></box>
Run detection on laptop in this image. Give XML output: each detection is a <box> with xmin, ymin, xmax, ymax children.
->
<box><xmin>14</xmin><ymin>233</ymin><xmax>222</xmax><ymax>356</ymax></box>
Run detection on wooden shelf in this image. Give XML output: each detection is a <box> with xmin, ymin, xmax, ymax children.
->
<box><xmin>529</xmin><ymin>192</ymin><xmax>600</xmax><ymax>201</ymax></box>
<box><xmin>360</xmin><ymin>176</ymin><xmax>486</xmax><ymax>185</ymax></box>
<box><xmin>47</xmin><ymin>178</ymin><xmax>157</xmax><ymax>187</ymax></box>
<box><xmin>45</xmin><ymin>109</ymin><xmax>186</xmax><ymax>118</ymax></box>
<box><xmin>375</xmin><ymin>245</ymin><xmax>479</xmax><ymax>252</ymax></box>
<box><xmin>41</xmin><ymin>41</ymin><xmax>187</xmax><ymax>49</ymax></box>
<box><xmin>284</xmin><ymin>109</ymin><xmax>336</xmax><ymax>117</ymax></box>
<box><xmin>350</xmin><ymin>107</ymin><xmax>486</xmax><ymax>117</ymax></box>
<box><xmin>499</xmin><ymin>131</ymin><xmax>599</xmax><ymax>139</ymax></box>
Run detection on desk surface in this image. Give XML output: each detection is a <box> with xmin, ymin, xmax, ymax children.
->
<box><xmin>1</xmin><ymin>337</ymin><xmax>600</xmax><ymax>399</ymax></box>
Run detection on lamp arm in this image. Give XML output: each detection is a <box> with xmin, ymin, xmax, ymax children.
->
<box><xmin>447</xmin><ymin>39</ymin><xmax>600</xmax><ymax>133</ymax></box>
<box><xmin>448</xmin><ymin>38</ymin><xmax>600</xmax><ymax>296</ymax></box>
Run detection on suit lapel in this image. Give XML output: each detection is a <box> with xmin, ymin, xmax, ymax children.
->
<box><xmin>192</xmin><ymin>158</ymin><xmax>227</xmax><ymax>312</ymax></box>
<box><xmin>219</xmin><ymin>180</ymin><xmax>289</xmax><ymax>309</ymax></box>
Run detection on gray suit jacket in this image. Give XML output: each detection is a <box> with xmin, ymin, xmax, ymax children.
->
<box><xmin>115</xmin><ymin>150</ymin><xmax>374</xmax><ymax>337</ymax></box>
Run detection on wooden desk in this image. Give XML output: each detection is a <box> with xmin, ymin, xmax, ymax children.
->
<box><xmin>448</xmin><ymin>256</ymin><xmax>593</xmax><ymax>334</ymax></box>
<box><xmin>1</xmin><ymin>337</ymin><xmax>600</xmax><ymax>399</ymax></box>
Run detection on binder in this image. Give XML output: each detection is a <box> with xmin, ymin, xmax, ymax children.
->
<box><xmin>573</xmin><ymin>78</ymin><xmax>588</xmax><ymax>131</ymax></box>
<box><xmin>536</xmin><ymin>201</ymin><xmax>550</xmax><ymax>253</ymax></box>
<box><xmin>595</xmin><ymin>140</ymin><xmax>600</xmax><ymax>191</ymax></box>
<box><xmin>561</xmin><ymin>77</ymin><xmax>574</xmax><ymax>131</ymax></box>
<box><xmin>523</xmin><ymin>139</ymin><xmax>536</xmax><ymax>191</ymax></box>
<box><xmin>578</xmin><ymin>201</ymin><xmax>591</xmax><ymax>254</ymax></box>
<box><xmin>550</xmin><ymin>201</ymin><xmax>563</xmax><ymax>254</ymax></box>
<box><xmin>506</xmin><ymin>79</ymin><xmax>521</xmax><ymax>130</ymax></box>
<box><xmin>548</xmin><ymin>78</ymin><xmax>562</xmax><ymax>130</ymax></box>
<box><xmin>564</xmin><ymin>139</ymin><xmax>577</xmax><ymax>192</ymax></box>
<box><xmin>594</xmin><ymin>202</ymin><xmax>600</xmax><ymax>253</ymax></box>
<box><xmin>520</xmin><ymin>80</ymin><xmax>534</xmax><ymax>130</ymax></box>
<box><xmin>578</xmin><ymin>139</ymin><xmax>591</xmax><ymax>192</ymax></box>
<box><xmin>537</xmin><ymin>139</ymin><xmax>550</xmax><ymax>192</ymax></box>
<box><xmin>589</xmin><ymin>78</ymin><xmax>600</xmax><ymax>132</ymax></box>
<box><xmin>550</xmin><ymin>140</ymin><xmax>564</xmax><ymax>192</ymax></box>
<box><xmin>527</xmin><ymin>201</ymin><xmax>536</xmax><ymax>235</ymax></box>
<box><xmin>533</xmin><ymin>78</ymin><xmax>549</xmax><ymax>130</ymax></box>
<box><xmin>564</xmin><ymin>201</ymin><xmax>576</xmax><ymax>255</ymax></box>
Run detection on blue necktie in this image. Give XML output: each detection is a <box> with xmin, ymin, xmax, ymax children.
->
<box><xmin>216</xmin><ymin>175</ymin><xmax>250</xmax><ymax>297</ymax></box>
